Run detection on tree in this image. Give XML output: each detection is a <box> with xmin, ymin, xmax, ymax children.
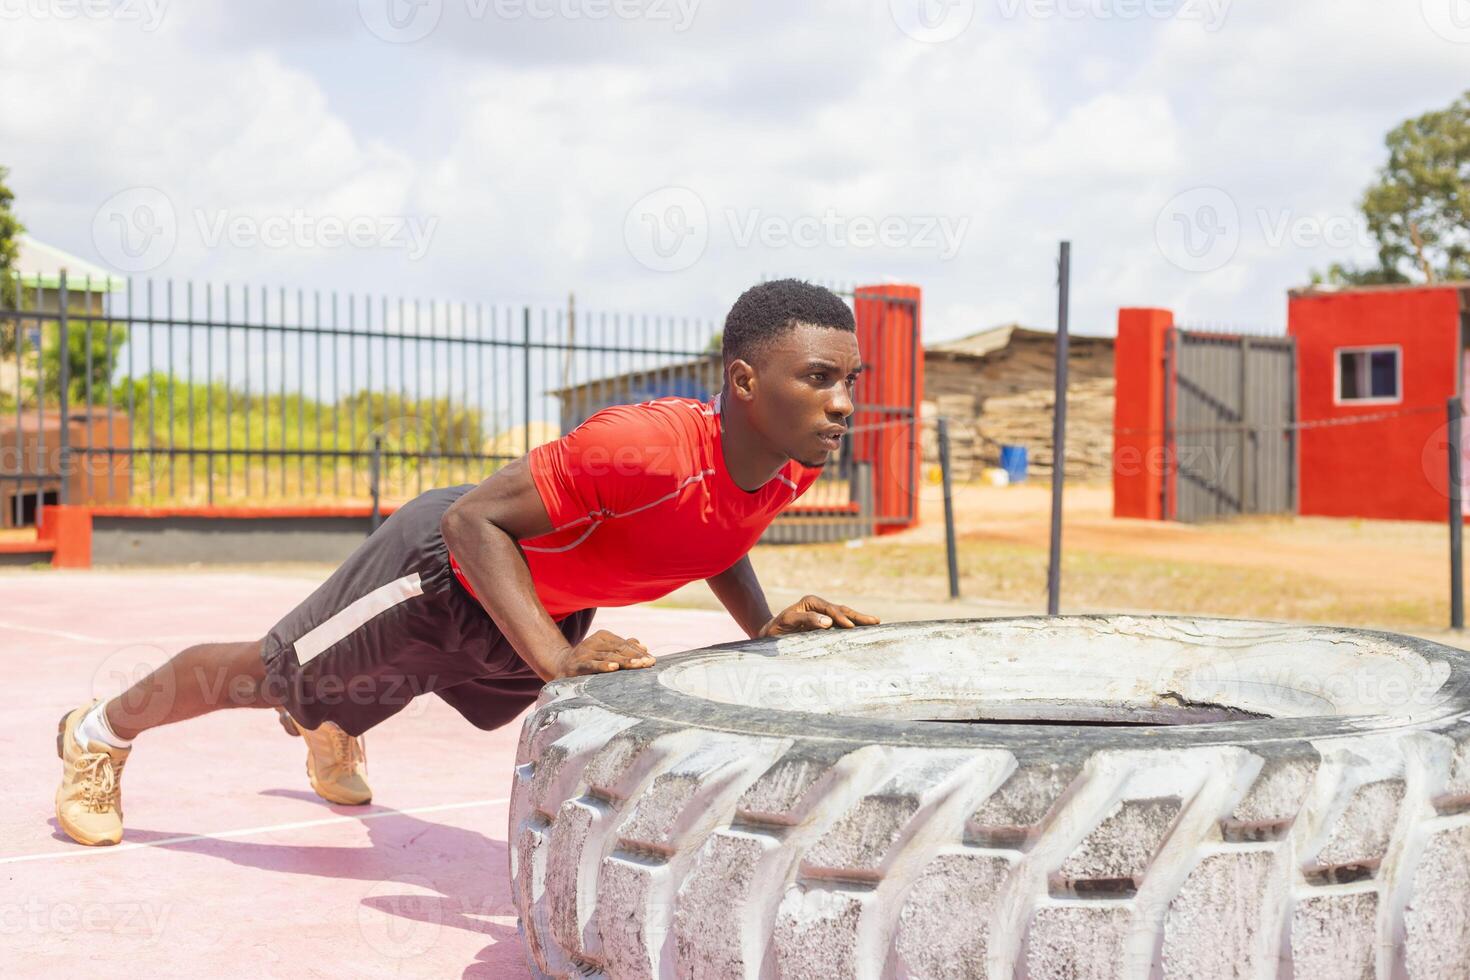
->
<box><xmin>0</xmin><ymin>165</ymin><xmax>21</xmax><ymax>308</ymax></box>
<box><xmin>1317</xmin><ymin>91</ymin><xmax>1470</xmax><ymax>285</ymax></box>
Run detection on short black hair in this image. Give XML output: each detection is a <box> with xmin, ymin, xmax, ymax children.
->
<box><xmin>722</xmin><ymin>279</ymin><xmax>855</xmax><ymax>364</ymax></box>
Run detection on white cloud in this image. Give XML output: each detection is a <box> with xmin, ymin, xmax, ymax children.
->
<box><xmin>0</xmin><ymin>0</ymin><xmax>1464</xmax><ymax>343</ymax></box>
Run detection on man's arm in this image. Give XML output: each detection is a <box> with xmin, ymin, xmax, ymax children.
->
<box><xmin>440</xmin><ymin>457</ymin><xmax>653</xmax><ymax>682</ymax></box>
<box><xmin>707</xmin><ymin>555</ymin><xmax>881</xmax><ymax>638</ymax></box>
<box><xmin>706</xmin><ymin>555</ymin><xmax>774</xmax><ymax>638</ymax></box>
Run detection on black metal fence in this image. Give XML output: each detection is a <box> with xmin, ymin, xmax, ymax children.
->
<box><xmin>0</xmin><ymin>273</ymin><xmax>887</xmax><ymax>541</ymax></box>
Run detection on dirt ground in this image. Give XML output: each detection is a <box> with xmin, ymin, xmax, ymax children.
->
<box><xmin>8</xmin><ymin>478</ymin><xmax>1467</xmax><ymax>647</ymax></box>
<box><xmin>653</xmin><ymin>480</ymin><xmax>1469</xmax><ymax>646</ymax></box>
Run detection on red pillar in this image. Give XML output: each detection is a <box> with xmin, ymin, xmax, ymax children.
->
<box><xmin>853</xmin><ymin>284</ymin><xmax>923</xmax><ymax>534</ymax></box>
<box><xmin>41</xmin><ymin>505</ymin><xmax>93</xmax><ymax>569</ymax></box>
<box><xmin>1113</xmin><ymin>308</ymin><xmax>1173</xmax><ymax>520</ymax></box>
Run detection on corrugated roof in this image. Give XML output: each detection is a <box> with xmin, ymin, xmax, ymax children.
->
<box><xmin>925</xmin><ymin>323</ymin><xmax>1111</xmax><ymax>359</ymax></box>
<box><xmin>13</xmin><ymin>235</ymin><xmax>124</xmax><ymax>292</ymax></box>
<box><xmin>1289</xmin><ymin>280</ymin><xmax>1470</xmax><ymax>298</ymax></box>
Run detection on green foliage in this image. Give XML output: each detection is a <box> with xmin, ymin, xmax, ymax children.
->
<box><xmin>0</xmin><ymin>165</ymin><xmax>22</xmax><ymax>309</ymax></box>
<box><xmin>1309</xmin><ymin>262</ymin><xmax>1411</xmax><ymax>287</ymax></box>
<box><xmin>42</xmin><ymin>318</ymin><xmax>130</xmax><ymax>405</ymax></box>
<box><xmin>1318</xmin><ymin>90</ymin><xmax>1470</xmax><ymax>284</ymax></box>
<box><xmin>113</xmin><ymin>373</ymin><xmax>494</xmax><ymax>501</ymax></box>
<box><xmin>117</xmin><ymin>375</ymin><xmax>488</xmax><ymax>455</ymax></box>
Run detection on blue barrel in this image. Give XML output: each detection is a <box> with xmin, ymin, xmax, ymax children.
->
<box><xmin>1000</xmin><ymin>445</ymin><xmax>1028</xmax><ymax>484</ymax></box>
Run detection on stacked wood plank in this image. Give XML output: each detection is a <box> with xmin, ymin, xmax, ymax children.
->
<box><xmin>920</xmin><ymin>328</ymin><xmax>1115</xmax><ymax>482</ymax></box>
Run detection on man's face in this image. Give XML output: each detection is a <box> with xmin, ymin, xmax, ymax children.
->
<box><xmin>744</xmin><ymin>323</ymin><xmax>863</xmax><ymax>468</ymax></box>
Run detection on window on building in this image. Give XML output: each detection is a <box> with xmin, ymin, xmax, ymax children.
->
<box><xmin>1336</xmin><ymin>347</ymin><xmax>1400</xmax><ymax>403</ymax></box>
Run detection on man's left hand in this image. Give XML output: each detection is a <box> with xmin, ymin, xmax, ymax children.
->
<box><xmin>758</xmin><ymin>595</ymin><xmax>880</xmax><ymax>637</ymax></box>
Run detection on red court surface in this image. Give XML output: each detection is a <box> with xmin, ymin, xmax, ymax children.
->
<box><xmin>0</xmin><ymin>571</ymin><xmax>747</xmax><ymax>979</ymax></box>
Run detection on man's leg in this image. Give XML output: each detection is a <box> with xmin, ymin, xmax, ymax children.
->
<box><xmin>55</xmin><ymin>483</ymin><xmax>482</xmax><ymax>846</ymax></box>
<box><xmin>104</xmin><ymin>638</ymin><xmax>272</xmax><ymax>740</ymax></box>
<box><xmin>56</xmin><ymin>638</ymin><xmax>276</xmax><ymax>847</ymax></box>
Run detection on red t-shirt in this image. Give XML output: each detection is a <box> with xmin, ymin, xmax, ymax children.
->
<box><xmin>449</xmin><ymin>397</ymin><xmax>821</xmax><ymax>618</ymax></box>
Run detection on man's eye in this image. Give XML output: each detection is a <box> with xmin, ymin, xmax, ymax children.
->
<box><xmin>809</xmin><ymin>373</ymin><xmax>828</xmax><ymax>383</ymax></box>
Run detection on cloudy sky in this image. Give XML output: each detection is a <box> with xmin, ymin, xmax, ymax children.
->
<box><xmin>1</xmin><ymin>0</ymin><xmax>1466</xmax><ymax>341</ymax></box>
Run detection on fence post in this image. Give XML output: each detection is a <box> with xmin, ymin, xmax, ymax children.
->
<box><xmin>522</xmin><ymin>306</ymin><xmax>532</xmax><ymax>456</ymax></box>
<box><xmin>57</xmin><ymin>271</ymin><xmax>70</xmax><ymax>508</ymax></box>
<box><xmin>938</xmin><ymin>416</ymin><xmax>960</xmax><ymax>599</ymax></box>
<box><xmin>1450</xmin><ymin>397</ymin><xmax>1464</xmax><ymax>631</ymax></box>
<box><xmin>370</xmin><ymin>434</ymin><xmax>383</xmax><ymax>535</ymax></box>
<box><xmin>1047</xmin><ymin>241</ymin><xmax>1071</xmax><ymax>616</ymax></box>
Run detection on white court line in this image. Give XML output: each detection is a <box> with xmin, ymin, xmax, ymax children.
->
<box><xmin>2</xmin><ymin>797</ymin><xmax>509</xmax><ymax>865</ymax></box>
<box><xmin>0</xmin><ymin>620</ymin><xmax>113</xmax><ymax>644</ymax></box>
<box><xmin>0</xmin><ymin>620</ymin><xmax>244</xmax><ymax>646</ymax></box>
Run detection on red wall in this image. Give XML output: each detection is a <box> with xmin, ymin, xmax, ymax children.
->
<box><xmin>1113</xmin><ymin>308</ymin><xmax>1174</xmax><ymax>519</ymax></box>
<box><xmin>1289</xmin><ymin>286</ymin><xmax>1463</xmax><ymax>522</ymax></box>
<box><xmin>853</xmin><ymin>284</ymin><xmax>922</xmax><ymax>534</ymax></box>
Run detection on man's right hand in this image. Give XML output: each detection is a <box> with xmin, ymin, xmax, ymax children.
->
<box><xmin>554</xmin><ymin>630</ymin><xmax>656</xmax><ymax>678</ymax></box>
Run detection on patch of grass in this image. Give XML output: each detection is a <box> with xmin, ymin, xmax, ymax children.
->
<box><xmin>749</xmin><ymin>538</ymin><xmax>1447</xmax><ymax>630</ymax></box>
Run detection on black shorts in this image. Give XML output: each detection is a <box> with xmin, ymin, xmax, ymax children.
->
<box><xmin>259</xmin><ymin>484</ymin><xmax>596</xmax><ymax>736</ymax></box>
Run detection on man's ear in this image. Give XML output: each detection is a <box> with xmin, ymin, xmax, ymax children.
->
<box><xmin>727</xmin><ymin>358</ymin><xmax>757</xmax><ymax>403</ymax></box>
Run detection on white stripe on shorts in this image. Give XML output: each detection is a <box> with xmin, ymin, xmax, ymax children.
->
<box><xmin>293</xmin><ymin>572</ymin><xmax>425</xmax><ymax>665</ymax></box>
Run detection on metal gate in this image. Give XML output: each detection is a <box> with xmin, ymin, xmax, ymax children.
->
<box><xmin>1164</xmin><ymin>328</ymin><xmax>1297</xmax><ymax>523</ymax></box>
<box><xmin>1</xmin><ymin>272</ymin><xmax>919</xmax><ymax>543</ymax></box>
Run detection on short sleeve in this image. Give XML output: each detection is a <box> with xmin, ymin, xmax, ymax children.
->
<box><xmin>526</xmin><ymin>403</ymin><xmax>694</xmax><ymax>531</ymax></box>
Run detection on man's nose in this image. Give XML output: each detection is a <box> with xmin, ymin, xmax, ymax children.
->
<box><xmin>828</xmin><ymin>383</ymin><xmax>855</xmax><ymax>419</ymax></box>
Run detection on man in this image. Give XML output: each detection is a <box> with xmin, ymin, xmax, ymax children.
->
<box><xmin>55</xmin><ymin>278</ymin><xmax>879</xmax><ymax>846</ymax></box>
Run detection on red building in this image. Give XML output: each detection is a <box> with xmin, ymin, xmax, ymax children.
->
<box><xmin>1114</xmin><ymin>283</ymin><xmax>1470</xmax><ymax>523</ymax></box>
<box><xmin>1290</xmin><ymin>283</ymin><xmax>1468</xmax><ymax>522</ymax></box>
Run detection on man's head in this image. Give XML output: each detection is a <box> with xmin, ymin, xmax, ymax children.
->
<box><xmin>721</xmin><ymin>279</ymin><xmax>862</xmax><ymax>468</ymax></box>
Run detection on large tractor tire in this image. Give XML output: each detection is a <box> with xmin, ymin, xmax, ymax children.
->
<box><xmin>509</xmin><ymin>615</ymin><xmax>1470</xmax><ymax>978</ymax></box>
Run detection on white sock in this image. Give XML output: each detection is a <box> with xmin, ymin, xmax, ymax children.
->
<box><xmin>77</xmin><ymin>701</ymin><xmax>132</xmax><ymax>750</ymax></box>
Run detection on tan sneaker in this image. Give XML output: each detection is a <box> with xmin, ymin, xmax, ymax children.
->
<box><xmin>55</xmin><ymin>702</ymin><xmax>130</xmax><ymax>846</ymax></box>
<box><xmin>277</xmin><ymin>709</ymin><xmax>371</xmax><ymax>806</ymax></box>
